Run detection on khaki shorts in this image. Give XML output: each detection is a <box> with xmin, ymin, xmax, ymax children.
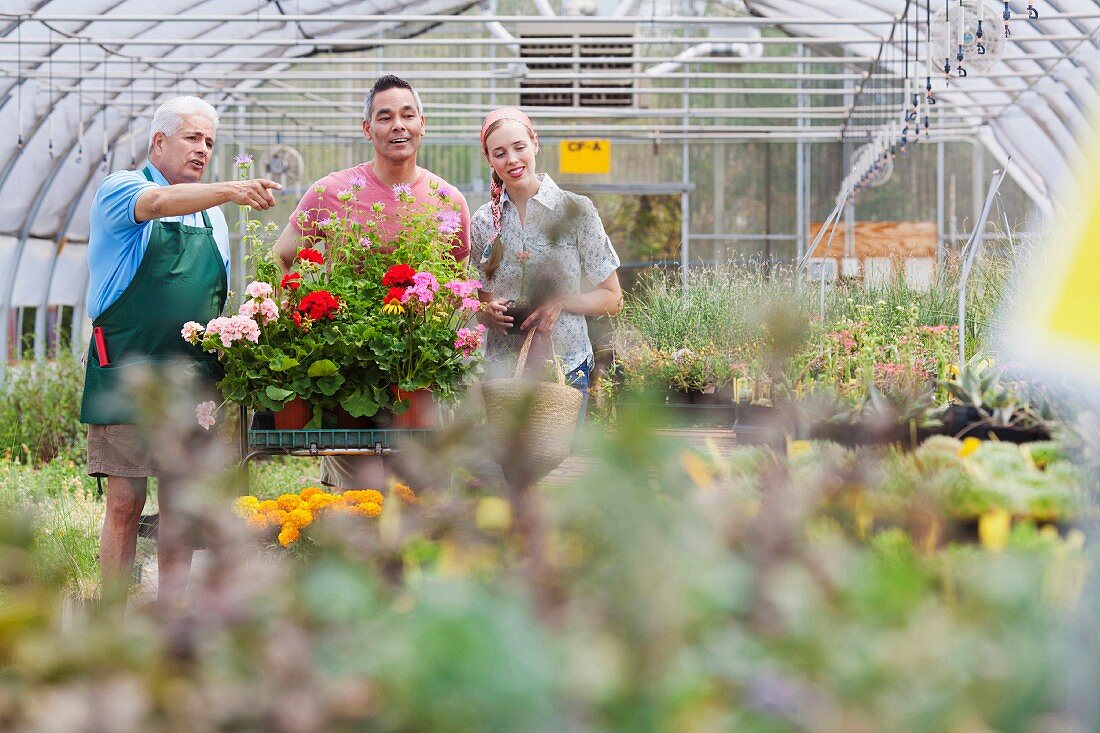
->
<box><xmin>320</xmin><ymin>455</ymin><xmax>387</xmax><ymax>490</ymax></box>
<box><xmin>87</xmin><ymin>424</ymin><xmax>169</xmax><ymax>478</ymax></box>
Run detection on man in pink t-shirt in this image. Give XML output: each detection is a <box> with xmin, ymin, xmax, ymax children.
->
<box><xmin>273</xmin><ymin>74</ymin><xmax>470</xmax><ymax>266</ymax></box>
<box><xmin>271</xmin><ymin>75</ymin><xmax>471</xmax><ymax>488</ymax></box>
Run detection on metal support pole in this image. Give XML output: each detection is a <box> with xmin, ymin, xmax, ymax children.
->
<box><xmin>937</xmin><ymin>141</ymin><xmax>946</xmax><ymax>269</ymax></box>
<box><xmin>958</xmin><ymin>161</ymin><xmax>1010</xmax><ymax>368</ymax></box>
<box><xmin>971</xmin><ymin>140</ymin><xmax>983</xmax><ymax>233</ymax></box>
<box><xmin>680</xmin><ymin>83</ymin><xmax>690</xmax><ymax>285</ymax></box>
<box><xmin>796</xmin><ymin>47</ymin><xmax>807</xmax><ymax>262</ymax></box>
<box><xmin>764</xmin><ymin>143</ymin><xmax>772</xmax><ymax>265</ymax></box>
<box><xmin>843</xmin><ymin>141</ymin><xmax>855</xmax><ymax>258</ymax></box>
<box><xmin>235</xmin><ymin>102</ymin><xmax>247</xmax><ymax>307</ymax></box>
<box><xmin>841</xmin><ymin>75</ymin><xmax>855</xmax><ymax>259</ymax></box>
<box><xmin>714</xmin><ymin>143</ymin><xmax>726</xmax><ymax>256</ymax></box>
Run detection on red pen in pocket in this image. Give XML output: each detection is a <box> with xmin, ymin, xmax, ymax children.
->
<box><xmin>93</xmin><ymin>326</ymin><xmax>110</xmax><ymax>366</ymax></box>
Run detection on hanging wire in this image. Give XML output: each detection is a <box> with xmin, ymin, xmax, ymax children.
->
<box><xmin>925</xmin><ymin>0</ymin><xmax>934</xmax><ymax>138</ymax></box>
<box><xmin>129</xmin><ymin>57</ymin><xmax>136</xmax><ymax>167</ymax></box>
<box><xmin>102</xmin><ymin>48</ymin><xmax>109</xmax><ymax>169</ymax></box>
<box><xmin>943</xmin><ymin>0</ymin><xmax>953</xmax><ymax>82</ymax></box>
<box><xmin>902</xmin><ymin>2</ymin><xmax>911</xmax><ymax>153</ymax></box>
<box><xmin>47</xmin><ymin>28</ymin><xmax>54</xmax><ymax>159</ymax></box>
<box><xmin>77</xmin><ymin>37</ymin><xmax>84</xmax><ymax>163</ymax></box>
<box><xmin>913</xmin><ymin>0</ymin><xmax>921</xmax><ymax>138</ymax></box>
<box><xmin>956</xmin><ymin>0</ymin><xmax>967</xmax><ymax>78</ymax></box>
<box><xmin>16</xmin><ymin>16</ymin><xmax>23</xmax><ymax>149</ymax></box>
<box><xmin>977</xmin><ymin>0</ymin><xmax>986</xmax><ymax>56</ymax></box>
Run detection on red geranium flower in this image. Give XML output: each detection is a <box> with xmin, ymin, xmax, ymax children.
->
<box><xmin>383</xmin><ymin>287</ymin><xmax>407</xmax><ymax>305</ymax></box>
<box><xmin>280</xmin><ymin>272</ymin><xmax>302</xmax><ymax>290</ymax></box>
<box><xmin>296</xmin><ymin>247</ymin><xmax>324</xmax><ymax>265</ymax></box>
<box><xmin>382</xmin><ymin>263</ymin><xmax>416</xmax><ymax>287</ymax></box>
<box><xmin>292</xmin><ymin>311</ymin><xmax>304</xmax><ymax>328</ymax></box>
<box><xmin>297</xmin><ymin>290</ymin><xmax>341</xmax><ymax>321</ymax></box>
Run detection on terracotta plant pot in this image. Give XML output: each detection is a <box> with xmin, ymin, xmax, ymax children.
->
<box><xmin>273</xmin><ymin>396</ymin><xmax>311</xmax><ymax>430</ymax></box>
<box><xmin>389</xmin><ymin>387</ymin><xmax>441</xmax><ymax>429</ymax></box>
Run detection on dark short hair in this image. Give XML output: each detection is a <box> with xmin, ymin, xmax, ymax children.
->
<box><xmin>364</xmin><ymin>75</ymin><xmax>423</xmax><ymax>120</ymax></box>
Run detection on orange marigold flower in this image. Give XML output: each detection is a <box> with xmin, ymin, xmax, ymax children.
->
<box><xmin>278</xmin><ymin>525</ymin><xmax>301</xmax><ymax>547</ymax></box>
<box><xmin>393</xmin><ymin>483</ymin><xmax>418</xmax><ymax>505</ymax></box>
<box><xmin>266</xmin><ymin>509</ymin><xmax>289</xmax><ymax>528</ymax></box>
<box><xmin>234</xmin><ymin>496</ymin><xmax>261</xmax><ymax>517</ymax></box>
<box><xmin>300</xmin><ymin>487</ymin><xmax>323</xmax><ymax>500</ymax></box>
<box><xmin>343</xmin><ymin>489</ymin><xmax>383</xmax><ymax>505</ymax></box>
<box><xmin>257</xmin><ymin>499</ymin><xmax>279</xmax><ymax>513</ymax></box>
<box><xmin>276</xmin><ymin>494</ymin><xmax>302</xmax><ymax>511</ymax></box>
<box><xmin>357</xmin><ymin>501</ymin><xmax>382</xmax><ymax>518</ymax></box>
<box><xmin>307</xmin><ymin>494</ymin><xmax>336</xmax><ymax>511</ymax></box>
<box><xmin>245</xmin><ymin>514</ymin><xmax>268</xmax><ymax>530</ymax></box>
<box><xmin>287</xmin><ymin>508</ymin><xmax>313</xmax><ymax>529</ymax></box>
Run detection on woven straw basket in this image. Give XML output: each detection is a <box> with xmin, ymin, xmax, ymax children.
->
<box><xmin>482</xmin><ymin>330</ymin><xmax>582</xmax><ymax>481</ymax></box>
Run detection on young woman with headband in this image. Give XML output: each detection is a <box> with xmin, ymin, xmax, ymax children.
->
<box><xmin>473</xmin><ymin>107</ymin><xmax>623</xmax><ymax>419</ymax></box>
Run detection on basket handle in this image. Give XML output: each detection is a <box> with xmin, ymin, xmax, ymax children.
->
<box><xmin>514</xmin><ymin>330</ymin><xmax>567</xmax><ymax>386</ymax></box>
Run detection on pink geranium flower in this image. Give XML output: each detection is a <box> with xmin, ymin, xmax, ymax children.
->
<box><xmin>407</xmin><ymin>271</ymin><xmax>440</xmax><ymax>304</ymax></box>
<box><xmin>245</xmin><ymin>281</ymin><xmax>274</xmax><ymax>299</ymax></box>
<box><xmin>258</xmin><ymin>298</ymin><xmax>279</xmax><ymax>324</ymax></box>
<box><xmin>181</xmin><ymin>321</ymin><xmax>204</xmax><ymax>345</ymax></box>
<box><xmin>196</xmin><ymin>400</ymin><xmax>217</xmax><ymax>430</ymax></box>
<box><xmin>454</xmin><ymin>324</ymin><xmax>487</xmax><ymax>357</ymax></box>
<box><xmin>238</xmin><ymin>300</ymin><xmax>259</xmax><ymax>319</ymax></box>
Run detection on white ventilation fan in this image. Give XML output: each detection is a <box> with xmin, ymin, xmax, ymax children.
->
<box><xmin>932</xmin><ymin>1</ymin><xmax>1007</xmax><ymax>78</ymax></box>
<box><xmin>258</xmin><ymin>144</ymin><xmax>305</xmax><ymax>187</ymax></box>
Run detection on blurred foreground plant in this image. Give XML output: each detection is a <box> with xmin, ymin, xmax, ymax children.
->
<box><xmin>0</xmin><ymin>402</ymin><xmax>1093</xmax><ymax>732</ymax></box>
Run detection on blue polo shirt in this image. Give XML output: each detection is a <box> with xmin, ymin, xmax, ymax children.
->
<box><xmin>86</xmin><ymin>162</ymin><xmax>230</xmax><ymax>320</ymax></box>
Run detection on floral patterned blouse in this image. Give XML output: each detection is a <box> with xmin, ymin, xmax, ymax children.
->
<box><xmin>473</xmin><ymin>174</ymin><xmax>620</xmax><ymax>376</ymax></box>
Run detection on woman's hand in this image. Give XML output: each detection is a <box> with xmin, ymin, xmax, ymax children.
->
<box><xmin>480</xmin><ymin>298</ymin><xmax>513</xmax><ymax>333</ymax></box>
<box><xmin>523</xmin><ymin>298</ymin><xmax>563</xmax><ymax>334</ymax></box>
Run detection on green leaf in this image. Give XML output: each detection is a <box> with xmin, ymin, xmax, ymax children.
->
<box><xmin>265</xmin><ymin>385</ymin><xmax>294</xmax><ymax>401</ymax></box>
<box><xmin>307</xmin><ymin>359</ymin><xmax>340</xmax><ymax>377</ymax></box>
<box><xmin>268</xmin><ymin>355</ymin><xmax>300</xmax><ymax>372</ymax></box>
<box><xmin>316</xmin><ymin>374</ymin><xmax>346</xmax><ymax>397</ymax></box>
<box><xmin>340</xmin><ymin>389</ymin><xmax>380</xmax><ymax>417</ymax></box>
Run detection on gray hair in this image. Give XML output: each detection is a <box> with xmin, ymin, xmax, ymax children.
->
<box><xmin>148</xmin><ymin>96</ymin><xmax>219</xmax><ymax>151</ymax></box>
<box><xmin>363</xmin><ymin>86</ymin><xmax>423</xmax><ymax>121</ymax></box>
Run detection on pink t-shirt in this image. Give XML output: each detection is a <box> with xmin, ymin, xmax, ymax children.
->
<box><xmin>290</xmin><ymin>162</ymin><xmax>471</xmax><ymax>262</ymax></box>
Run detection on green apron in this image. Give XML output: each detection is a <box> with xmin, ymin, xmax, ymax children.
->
<box><xmin>80</xmin><ymin>167</ymin><xmax>228</xmax><ymax>425</ymax></box>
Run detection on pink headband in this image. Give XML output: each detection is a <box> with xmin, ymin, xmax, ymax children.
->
<box><xmin>480</xmin><ymin>107</ymin><xmax>537</xmax><ymax>149</ymax></box>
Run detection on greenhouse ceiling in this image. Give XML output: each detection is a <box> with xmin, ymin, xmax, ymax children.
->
<box><xmin>0</xmin><ymin>0</ymin><xmax>1096</xmax><ymax>245</ymax></box>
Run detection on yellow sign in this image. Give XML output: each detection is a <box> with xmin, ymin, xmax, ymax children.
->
<box><xmin>1003</xmin><ymin>117</ymin><xmax>1100</xmax><ymax>383</ymax></box>
<box><xmin>1047</xmin><ymin>198</ymin><xmax>1100</xmax><ymax>350</ymax></box>
<box><xmin>559</xmin><ymin>139</ymin><xmax>611</xmax><ymax>175</ymax></box>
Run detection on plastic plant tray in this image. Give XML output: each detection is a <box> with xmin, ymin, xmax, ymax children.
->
<box><xmin>247</xmin><ymin>427</ymin><xmax>436</xmax><ymax>450</ymax></box>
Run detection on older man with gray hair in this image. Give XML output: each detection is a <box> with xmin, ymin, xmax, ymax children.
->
<box><xmin>81</xmin><ymin>95</ymin><xmax>282</xmax><ymax>605</ymax></box>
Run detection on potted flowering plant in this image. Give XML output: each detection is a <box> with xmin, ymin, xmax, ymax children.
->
<box><xmin>185</xmin><ymin>160</ymin><xmax>484</xmax><ymax>429</ymax></box>
<box><xmin>375</xmin><ymin>262</ymin><xmax>485</xmax><ymax>422</ymax></box>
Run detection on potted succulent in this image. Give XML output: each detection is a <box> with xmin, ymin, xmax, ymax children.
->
<box><xmin>942</xmin><ymin>356</ymin><xmax>1053</xmax><ymax>443</ymax></box>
